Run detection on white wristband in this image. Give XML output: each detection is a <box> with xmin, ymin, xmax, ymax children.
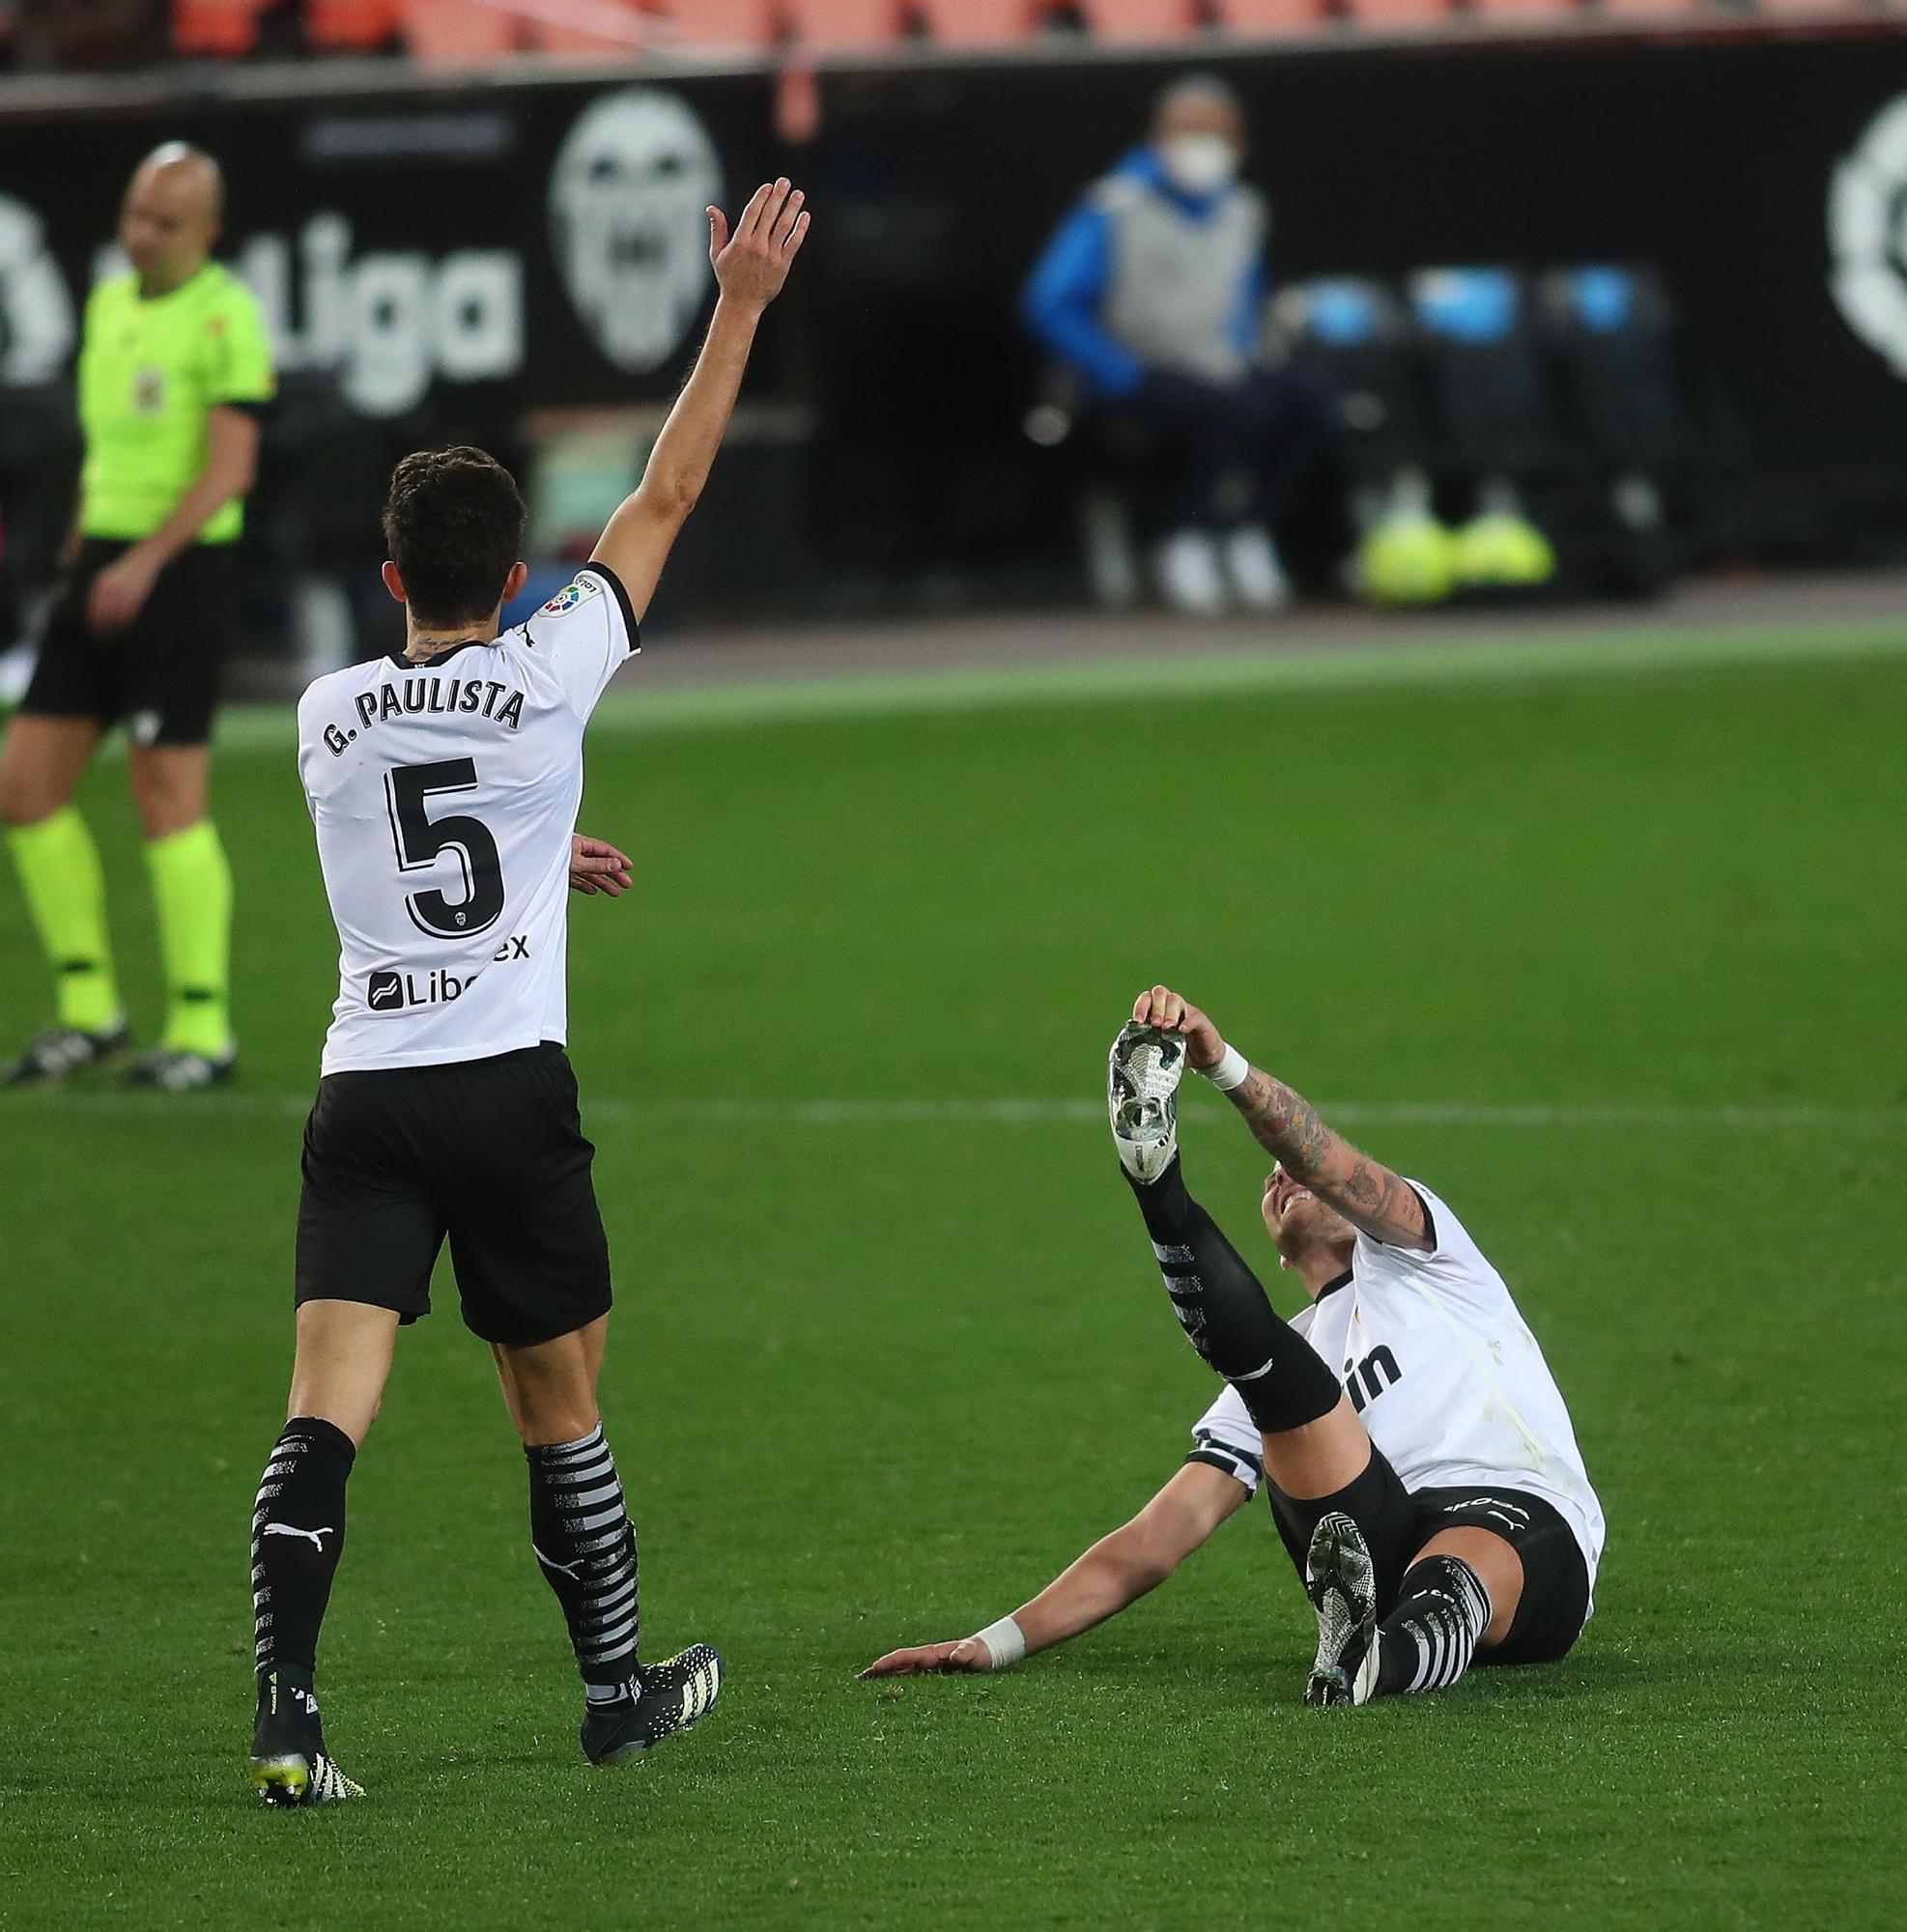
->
<box><xmin>972</xmin><ymin>1615</ymin><xmax>1026</xmax><ymax>1670</ymax></box>
<box><xmin>1203</xmin><ymin>1042</ymin><xmax>1250</xmax><ymax>1092</ymax></box>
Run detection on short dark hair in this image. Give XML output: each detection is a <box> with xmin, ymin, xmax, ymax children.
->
<box><xmin>382</xmin><ymin>446</ymin><xmax>526</xmax><ymax>629</ymax></box>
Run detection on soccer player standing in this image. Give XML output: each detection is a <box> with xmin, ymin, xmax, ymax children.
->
<box><xmin>246</xmin><ymin>180</ymin><xmax>810</xmax><ymax>1804</ymax></box>
<box><xmin>0</xmin><ymin>143</ymin><xmax>273</xmax><ymax>1090</ymax></box>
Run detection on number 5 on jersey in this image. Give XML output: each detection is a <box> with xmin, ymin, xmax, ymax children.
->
<box><xmin>385</xmin><ymin>759</ymin><xmax>505</xmax><ymax>938</ymax></box>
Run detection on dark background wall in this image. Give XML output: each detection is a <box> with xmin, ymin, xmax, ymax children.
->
<box><xmin>4</xmin><ymin>32</ymin><xmax>1907</xmax><ymax>618</ymax></box>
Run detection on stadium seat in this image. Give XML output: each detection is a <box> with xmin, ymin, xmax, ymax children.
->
<box><xmin>532</xmin><ymin>0</ymin><xmax>655</xmax><ymax>55</ymax></box>
<box><xmin>1409</xmin><ymin>266</ymin><xmax>1563</xmax><ymax>475</ymax></box>
<box><xmin>306</xmin><ymin>0</ymin><xmax>400</xmax><ymax>47</ymax></box>
<box><xmin>783</xmin><ymin>0</ymin><xmax>905</xmax><ymax>46</ymax></box>
<box><xmin>1074</xmin><ymin>0</ymin><xmax>1202</xmax><ymax>42</ymax></box>
<box><xmin>665</xmin><ymin>0</ymin><xmax>780</xmax><ymax>46</ymax></box>
<box><xmin>173</xmin><ymin>0</ymin><xmax>266</xmax><ymax>56</ymax></box>
<box><xmin>1211</xmin><ymin>0</ymin><xmax>1327</xmax><ymax>32</ymax></box>
<box><xmin>1465</xmin><ymin>0</ymin><xmax>1580</xmax><ymax>16</ymax></box>
<box><xmin>1269</xmin><ymin>278</ymin><xmax>1433</xmax><ymax>478</ymax></box>
<box><xmin>914</xmin><ymin>0</ymin><xmax>1042</xmax><ymax>43</ymax></box>
<box><xmin>1337</xmin><ymin>0</ymin><xmax>1447</xmax><ymax>21</ymax></box>
<box><xmin>1535</xmin><ymin>265</ymin><xmax>1691</xmax><ymax>469</ymax></box>
<box><xmin>400</xmin><ymin>0</ymin><xmax>521</xmax><ymax>59</ymax></box>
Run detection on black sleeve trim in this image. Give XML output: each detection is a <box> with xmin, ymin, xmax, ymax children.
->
<box><xmin>1407</xmin><ymin>1183</ymin><xmax>1438</xmax><ymax>1252</ymax></box>
<box><xmin>1186</xmin><ymin>1444</ymin><xmax>1262</xmax><ymax>1491</ymax></box>
<box><xmin>582</xmin><ymin>559</ymin><xmax>640</xmax><ymax>659</ymax></box>
<box><xmin>211</xmin><ymin>397</ymin><xmax>272</xmax><ymax>420</ymax></box>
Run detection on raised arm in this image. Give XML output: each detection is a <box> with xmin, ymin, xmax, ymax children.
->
<box><xmin>590</xmin><ymin>177</ymin><xmax>810</xmax><ymax>623</ymax></box>
<box><xmin>860</xmin><ymin>1461</ymin><xmax>1246</xmax><ymax>1677</ymax></box>
<box><xmin>1133</xmin><ymin>984</ymin><xmax>1432</xmax><ymax>1252</ymax></box>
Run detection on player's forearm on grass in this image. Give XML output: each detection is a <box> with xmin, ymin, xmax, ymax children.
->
<box><xmin>1006</xmin><ymin>1524</ymin><xmax>1185</xmax><ymax>1657</ymax></box>
<box><xmin>1225</xmin><ymin>1065</ymin><xmax>1429</xmax><ymax>1249</ymax></box>
<box><xmin>135</xmin><ymin>409</ymin><xmax>260</xmax><ymax>566</ymax></box>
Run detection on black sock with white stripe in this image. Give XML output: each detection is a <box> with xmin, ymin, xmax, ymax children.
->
<box><xmin>1126</xmin><ymin>1156</ymin><xmax>1341</xmax><ymax>1433</ymax></box>
<box><xmin>251</xmin><ymin>1415</ymin><xmax>356</xmax><ymax>1694</ymax></box>
<box><xmin>526</xmin><ymin>1423</ymin><xmax>641</xmax><ymax>1697</ymax></box>
<box><xmin>1376</xmin><ymin>1554</ymin><xmax>1494</xmax><ymax>1695</ymax></box>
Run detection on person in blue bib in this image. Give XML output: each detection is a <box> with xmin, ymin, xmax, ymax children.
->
<box><xmin>1022</xmin><ymin>74</ymin><xmax>1334</xmax><ymax>617</ymax></box>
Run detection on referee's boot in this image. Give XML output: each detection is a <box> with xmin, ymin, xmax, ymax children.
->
<box><xmin>127</xmin><ymin>1042</ymin><xmax>237</xmax><ymax>1092</ymax></box>
<box><xmin>581</xmin><ymin>1645</ymin><xmax>725</xmax><ymax>1766</ymax></box>
<box><xmin>2</xmin><ymin>1017</ymin><xmax>128</xmax><ymax>1087</ymax></box>
<box><xmin>250</xmin><ymin>1669</ymin><xmax>364</xmax><ymax>1807</ymax></box>
<box><xmin>1303</xmin><ymin>1513</ymin><xmax>1382</xmax><ymax>1709</ymax></box>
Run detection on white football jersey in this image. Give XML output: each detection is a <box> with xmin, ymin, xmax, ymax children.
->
<box><xmin>296</xmin><ymin>565</ymin><xmax>637</xmax><ymax>1075</ymax></box>
<box><xmin>1190</xmin><ymin>1181</ymin><xmax>1606</xmax><ymax>1594</ymax></box>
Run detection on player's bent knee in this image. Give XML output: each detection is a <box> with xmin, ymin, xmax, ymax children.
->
<box><xmin>1412</xmin><ymin>1525</ymin><xmax>1523</xmax><ymax>1646</ymax></box>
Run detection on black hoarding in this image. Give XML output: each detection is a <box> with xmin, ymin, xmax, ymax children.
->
<box><xmin>4</xmin><ymin>32</ymin><xmax>1907</xmax><ymax>598</ymax></box>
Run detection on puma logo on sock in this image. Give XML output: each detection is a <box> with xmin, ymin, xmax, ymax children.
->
<box><xmin>263</xmin><ymin>1523</ymin><xmax>333</xmax><ymax>1552</ymax></box>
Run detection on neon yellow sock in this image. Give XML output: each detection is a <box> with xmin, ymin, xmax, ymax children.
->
<box><xmin>145</xmin><ymin>819</ymin><xmax>233</xmax><ymax>1057</ymax></box>
<box><xmin>8</xmin><ymin>806</ymin><xmax>122</xmax><ymax>1034</ymax></box>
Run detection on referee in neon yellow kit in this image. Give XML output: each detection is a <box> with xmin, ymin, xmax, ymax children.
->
<box><xmin>0</xmin><ymin>142</ymin><xmax>273</xmax><ymax>1090</ymax></box>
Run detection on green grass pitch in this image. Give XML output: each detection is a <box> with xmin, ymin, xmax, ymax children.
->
<box><xmin>2</xmin><ymin>624</ymin><xmax>1903</xmax><ymax>1929</ymax></box>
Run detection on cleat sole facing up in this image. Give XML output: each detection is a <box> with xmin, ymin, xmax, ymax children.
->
<box><xmin>1107</xmin><ymin>1022</ymin><xmax>1187</xmax><ymax>1184</ymax></box>
<box><xmin>1303</xmin><ymin>1512</ymin><xmax>1380</xmax><ymax>1710</ymax></box>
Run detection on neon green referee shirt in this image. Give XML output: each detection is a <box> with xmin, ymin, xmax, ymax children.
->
<box><xmin>77</xmin><ymin>261</ymin><xmax>276</xmax><ymax>547</ymax></box>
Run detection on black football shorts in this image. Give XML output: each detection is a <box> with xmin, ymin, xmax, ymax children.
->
<box><xmin>20</xmin><ymin>538</ymin><xmax>240</xmax><ymax>747</ymax></box>
<box><xmin>1265</xmin><ymin>1451</ymin><xmax>1591</xmax><ymax>1668</ymax></box>
<box><xmin>295</xmin><ymin>1042</ymin><xmax>612</xmax><ymax>1349</ymax></box>
<box><xmin>1405</xmin><ymin>1485</ymin><xmax>1591</xmax><ymax>1666</ymax></box>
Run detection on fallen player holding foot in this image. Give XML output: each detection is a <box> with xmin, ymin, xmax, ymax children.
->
<box><xmin>865</xmin><ymin>986</ymin><xmax>1605</xmax><ymax>1707</ymax></box>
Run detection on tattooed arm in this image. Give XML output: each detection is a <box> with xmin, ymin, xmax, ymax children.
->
<box><xmin>1129</xmin><ymin>983</ymin><xmax>1432</xmax><ymax>1252</ymax></box>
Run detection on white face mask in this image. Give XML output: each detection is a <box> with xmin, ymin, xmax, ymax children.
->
<box><xmin>1160</xmin><ymin>132</ymin><xmax>1238</xmax><ymax>195</ymax></box>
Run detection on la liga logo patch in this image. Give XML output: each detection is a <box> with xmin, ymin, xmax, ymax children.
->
<box><xmin>540</xmin><ymin>578</ymin><xmax>602</xmax><ymax>617</ymax></box>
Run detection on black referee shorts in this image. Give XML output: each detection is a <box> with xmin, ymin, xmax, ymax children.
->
<box><xmin>295</xmin><ymin>1042</ymin><xmax>612</xmax><ymax>1349</ymax></box>
<box><xmin>19</xmin><ymin>538</ymin><xmax>239</xmax><ymax>747</ymax></box>
<box><xmin>1267</xmin><ymin>1454</ymin><xmax>1591</xmax><ymax>1668</ymax></box>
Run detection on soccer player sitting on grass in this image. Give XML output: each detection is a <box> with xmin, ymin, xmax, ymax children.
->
<box><xmin>865</xmin><ymin>986</ymin><xmax>1605</xmax><ymax>1707</ymax></box>
<box><xmin>245</xmin><ymin>179</ymin><xmax>810</xmax><ymax>1806</ymax></box>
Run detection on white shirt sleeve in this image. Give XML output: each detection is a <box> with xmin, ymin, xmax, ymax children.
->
<box><xmin>519</xmin><ymin>562</ymin><xmax>640</xmax><ymax>718</ymax></box>
<box><xmin>1352</xmin><ymin>1179</ymin><xmax>1511</xmax><ymax>1318</ymax></box>
<box><xmin>1185</xmin><ymin>1385</ymin><xmax>1264</xmax><ymax>1496</ymax></box>
<box><xmin>293</xmin><ymin>680</ymin><xmax>327</xmax><ymax>818</ymax></box>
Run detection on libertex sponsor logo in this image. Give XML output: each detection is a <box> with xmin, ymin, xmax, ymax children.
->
<box><xmin>366</xmin><ymin>936</ymin><xmax>528</xmax><ymax>1011</ymax></box>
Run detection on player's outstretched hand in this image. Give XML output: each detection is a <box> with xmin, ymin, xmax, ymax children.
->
<box><xmin>569</xmin><ymin>834</ymin><xmax>633</xmax><ymax>898</ymax></box>
<box><xmin>1132</xmin><ymin>984</ymin><xmax>1225</xmax><ymax>1071</ymax></box>
<box><xmin>859</xmin><ymin>1638</ymin><xmax>992</xmax><ymax>1678</ymax></box>
<box><xmin>707</xmin><ymin>178</ymin><xmax>811</xmax><ymax>313</ymax></box>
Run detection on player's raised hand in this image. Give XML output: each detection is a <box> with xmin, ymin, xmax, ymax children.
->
<box><xmin>569</xmin><ymin>834</ymin><xmax>634</xmax><ymax>898</ymax></box>
<box><xmin>859</xmin><ymin>1638</ymin><xmax>992</xmax><ymax>1678</ymax></box>
<box><xmin>707</xmin><ymin>178</ymin><xmax>811</xmax><ymax>313</ymax></box>
<box><xmin>1132</xmin><ymin>984</ymin><xmax>1225</xmax><ymax>1071</ymax></box>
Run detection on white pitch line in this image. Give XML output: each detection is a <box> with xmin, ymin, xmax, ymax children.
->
<box><xmin>6</xmin><ymin>1091</ymin><xmax>1903</xmax><ymax>1131</ymax></box>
